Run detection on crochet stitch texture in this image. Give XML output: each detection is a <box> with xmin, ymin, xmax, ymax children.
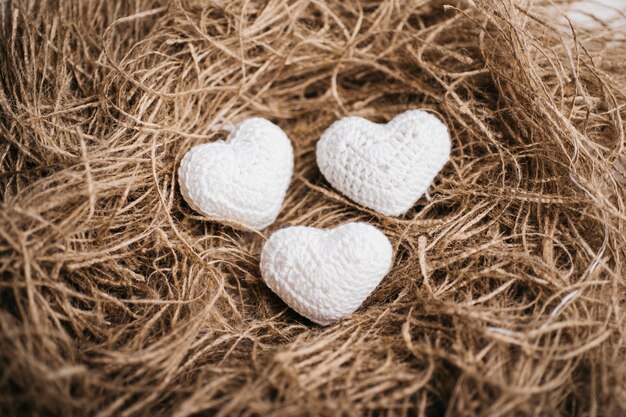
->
<box><xmin>316</xmin><ymin>109</ymin><xmax>451</xmax><ymax>216</ymax></box>
<box><xmin>260</xmin><ymin>223</ymin><xmax>393</xmax><ymax>325</ymax></box>
<box><xmin>178</xmin><ymin>118</ymin><xmax>293</xmax><ymax>230</ymax></box>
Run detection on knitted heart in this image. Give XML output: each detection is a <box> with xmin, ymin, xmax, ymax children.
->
<box><xmin>260</xmin><ymin>223</ymin><xmax>393</xmax><ymax>325</ymax></box>
<box><xmin>316</xmin><ymin>109</ymin><xmax>451</xmax><ymax>216</ymax></box>
<box><xmin>178</xmin><ymin>118</ymin><xmax>293</xmax><ymax>230</ymax></box>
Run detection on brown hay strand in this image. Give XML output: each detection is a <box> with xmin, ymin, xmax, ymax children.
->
<box><xmin>1</xmin><ymin>0</ymin><xmax>625</xmax><ymax>415</ymax></box>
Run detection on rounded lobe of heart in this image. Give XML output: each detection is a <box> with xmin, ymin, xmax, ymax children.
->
<box><xmin>316</xmin><ymin>109</ymin><xmax>451</xmax><ymax>216</ymax></box>
<box><xmin>178</xmin><ymin>118</ymin><xmax>293</xmax><ymax>230</ymax></box>
<box><xmin>260</xmin><ymin>223</ymin><xmax>393</xmax><ymax>325</ymax></box>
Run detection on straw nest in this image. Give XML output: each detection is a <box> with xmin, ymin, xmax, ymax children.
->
<box><xmin>1</xmin><ymin>1</ymin><xmax>625</xmax><ymax>416</ymax></box>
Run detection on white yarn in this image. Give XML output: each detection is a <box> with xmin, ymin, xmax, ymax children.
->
<box><xmin>260</xmin><ymin>222</ymin><xmax>393</xmax><ymax>325</ymax></box>
<box><xmin>178</xmin><ymin>118</ymin><xmax>293</xmax><ymax>230</ymax></box>
<box><xmin>316</xmin><ymin>109</ymin><xmax>451</xmax><ymax>216</ymax></box>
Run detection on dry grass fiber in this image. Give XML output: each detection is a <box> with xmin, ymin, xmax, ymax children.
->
<box><xmin>1</xmin><ymin>0</ymin><xmax>626</xmax><ymax>416</ymax></box>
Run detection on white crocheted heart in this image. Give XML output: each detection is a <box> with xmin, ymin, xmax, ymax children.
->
<box><xmin>178</xmin><ymin>118</ymin><xmax>293</xmax><ymax>230</ymax></box>
<box><xmin>316</xmin><ymin>109</ymin><xmax>451</xmax><ymax>216</ymax></box>
<box><xmin>260</xmin><ymin>223</ymin><xmax>393</xmax><ymax>325</ymax></box>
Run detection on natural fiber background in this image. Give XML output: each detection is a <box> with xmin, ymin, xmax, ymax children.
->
<box><xmin>1</xmin><ymin>0</ymin><xmax>625</xmax><ymax>416</ymax></box>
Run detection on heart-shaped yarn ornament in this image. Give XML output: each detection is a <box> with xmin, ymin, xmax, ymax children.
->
<box><xmin>260</xmin><ymin>223</ymin><xmax>393</xmax><ymax>325</ymax></box>
<box><xmin>178</xmin><ymin>118</ymin><xmax>293</xmax><ymax>230</ymax></box>
<box><xmin>316</xmin><ymin>109</ymin><xmax>451</xmax><ymax>216</ymax></box>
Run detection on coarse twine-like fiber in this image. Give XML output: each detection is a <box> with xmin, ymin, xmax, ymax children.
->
<box><xmin>178</xmin><ymin>118</ymin><xmax>293</xmax><ymax>230</ymax></box>
<box><xmin>260</xmin><ymin>223</ymin><xmax>393</xmax><ymax>325</ymax></box>
<box><xmin>0</xmin><ymin>1</ymin><xmax>625</xmax><ymax>417</ymax></box>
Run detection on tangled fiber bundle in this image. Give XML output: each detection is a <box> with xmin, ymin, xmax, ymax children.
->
<box><xmin>1</xmin><ymin>0</ymin><xmax>625</xmax><ymax>416</ymax></box>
